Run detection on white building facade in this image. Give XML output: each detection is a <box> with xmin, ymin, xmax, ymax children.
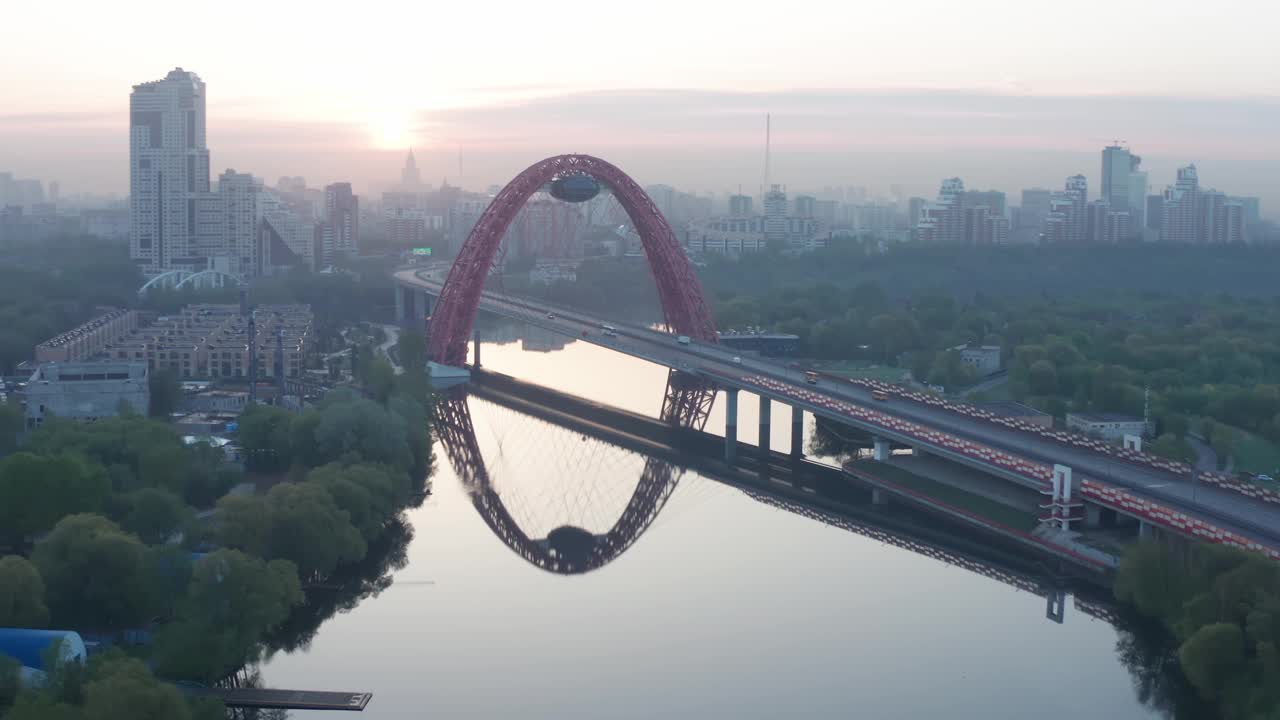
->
<box><xmin>24</xmin><ymin>362</ymin><xmax>150</xmax><ymax>429</ymax></box>
<box><xmin>129</xmin><ymin>68</ymin><xmax>211</xmax><ymax>274</ymax></box>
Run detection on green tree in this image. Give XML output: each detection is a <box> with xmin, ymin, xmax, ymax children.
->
<box><xmin>0</xmin><ymin>653</ymin><xmax>19</xmax><ymax>716</ymax></box>
<box><xmin>153</xmin><ymin>550</ymin><xmax>302</xmax><ymax>681</ymax></box>
<box><xmin>1200</xmin><ymin>417</ymin><xmax>1218</xmax><ymax>441</ymax></box>
<box><xmin>120</xmin><ymin>488</ymin><xmax>187</xmax><ymax>545</ymax></box>
<box><xmin>141</xmin><ymin>545</ymin><xmax>193</xmax><ymax>620</ymax></box>
<box><xmin>362</xmin><ymin>356</ymin><xmax>396</xmax><ymax>404</ymax></box>
<box><xmin>264</xmin><ymin>483</ymin><xmax>365</xmax><ymax>580</ymax></box>
<box><xmin>1160</xmin><ymin>412</ymin><xmax>1190</xmax><ymax>438</ymax></box>
<box><xmin>236</xmin><ymin>403</ymin><xmax>296</xmax><ymax>473</ymax></box>
<box><xmin>32</xmin><ymin>515</ymin><xmax>152</xmax><ymax>628</ymax></box>
<box><xmin>3</xmin><ymin>694</ymin><xmax>85</xmax><ymax>720</ymax></box>
<box><xmin>398</xmin><ymin>327</ymin><xmax>427</xmax><ymax>376</ymax></box>
<box><xmin>1115</xmin><ymin>541</ymin><xmax>1196</xmax><ymax>620</ymax></box>
<box><xmin>1210</xmin><ymin>425</ymin><xmax>1236</xmax><ymax>471</ymax></box>
<box><xmin>212</xmin><ymin>495</ymin><xmax>273</xmax><ymax>559</ymax></box>
<box><xmin>1148</xmin><ymin>433</ymin><xmax>1197</xmax><ymax>464</ymax></box>
<box><xmin>0</xmin><ymin>400</ymin><xmax>23</xmax><ymax>455</ymax></box>
<box><xmin>307</xmin><ymin>463</ymin><xmax>406</xmax><ymax>541</ymax></box>
<box><xmin>0</xmin><ymin>452</ymin><xmax>110</xmax><ymax>548</ymax></box>
<box><xmin>180</xmin><ymin>448</ymin><xmax>239</xmax><ymax>509</ymax></box>
<box><xmin>309</xmin><ymin>396</ymin><xmax>412</xmax><ymax>470</ymax></box>
<box><xmin>1027</xmin><ymin>359</ymin><xmax>1058</xmax><ymax>396</ymax></box>
<box><xmin>147</xmin><ymin>368</ymin><xmax>182</xmax><ymax>418</ymax></box>
<box><xmin>0</xmin><ymin>555</ymin><xmax>51</xmax><ymax>628</ymax></box>
<box><xmin>1179</xmin><ymin>622</ymin><xmax>1245</xmax><ymax>700</ymax></box>
<box><xmin>82</xmin><ymin>657</ymin><xmax>191</xmax><ymax>720</ymax></box>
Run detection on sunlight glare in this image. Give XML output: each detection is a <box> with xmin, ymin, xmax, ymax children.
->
<box><xmin>369</xmin><ymin>112</ymin><xmax>415</xmax><ymax>150</ymax></box>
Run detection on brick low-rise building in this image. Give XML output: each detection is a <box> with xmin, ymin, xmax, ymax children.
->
<box><xmin>35</xmin><ymin>309</ymin><xmax>139</xmax><ymax>363</ymax></box>
<box><xmin>104</xmin><ymin>303</ymin><xmax>312</xmax><ymax>380</ymax></box>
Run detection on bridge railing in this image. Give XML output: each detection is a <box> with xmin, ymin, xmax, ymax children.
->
<box><xmin>850</xmin><ymin>377</ymin><xmax>1280</xmax><ymax>509</ymax></box>
<box><xmin>722</xmin><ymin>371</ymin><xmax>1280</xmax><ymax>560</ymax></box>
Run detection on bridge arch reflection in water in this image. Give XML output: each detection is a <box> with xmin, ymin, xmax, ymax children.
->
<box><xmin>431</xmin><ymin>371</ymin><xmax>714</xmax><ymax>574</ymax></box>
<box><xmin>433</xmin><ymin>370</ymin><xmax>1106</xmax><ymax>626</ymax></box>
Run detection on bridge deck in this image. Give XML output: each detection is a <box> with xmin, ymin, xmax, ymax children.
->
<box><xmin>397</xmin><ymin>269</ymin><xmax>1280</xmax><ymax>556</ymax></box>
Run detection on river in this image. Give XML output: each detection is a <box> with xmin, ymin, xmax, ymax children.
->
<box><xmin>259</xmin><ymin>322</ymin><xmax>1188</xmax><ymax>719</ymax></box>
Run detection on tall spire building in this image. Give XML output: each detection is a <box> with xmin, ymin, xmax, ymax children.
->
<box><xmin>400</xmin><ymin>148</ymin><xmax>422</xmax><ymax>189</ymax></box>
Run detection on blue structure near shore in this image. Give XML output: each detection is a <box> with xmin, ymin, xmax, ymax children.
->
<box><xmin>0</xmin><ymin>629</ymin><xmax>87</xmax><ymax>670</ymax></box>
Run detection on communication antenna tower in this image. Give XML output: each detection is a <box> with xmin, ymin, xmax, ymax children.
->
<box><xmin>762</xmin><ymin>113</ymin><xmax>772</xmax><ymax>196</ymax></box>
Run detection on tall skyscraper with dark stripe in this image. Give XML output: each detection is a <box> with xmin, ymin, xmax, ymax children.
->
<box><xmin>129</xmin><ymin>68</ymin><xmax>211</xmax><ymax>274</ymax></box>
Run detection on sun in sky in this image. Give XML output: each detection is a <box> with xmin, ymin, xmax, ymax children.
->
<box><xmin>368</xmin><ymin>110</ymin><xmax>416</xmax><ymax>150</ymax></box>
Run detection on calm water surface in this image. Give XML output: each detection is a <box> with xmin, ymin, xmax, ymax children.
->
<box><xmin>260</xmin><ymin>327</ymin><xmax>1168</xmax><ymax>719</ymax></box>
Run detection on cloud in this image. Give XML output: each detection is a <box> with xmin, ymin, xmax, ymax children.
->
<box><xmin>3</xmin><ymin>88</ymin><xmax>1278</xmax><ymax>214</ymax></box>
<box><xmin>0</xmin><ymin>111</ymin><xmax>118</xmax><ymax>128</ymax></box>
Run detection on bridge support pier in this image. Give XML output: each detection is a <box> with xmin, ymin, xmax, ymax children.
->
<box><xmin>758</xmin><ymin>396</ymin><xmax>771</xmax><ymax>457</ymax></box>
<box><xmin>725</xmin><ymin>388</ymin><xmax>739</xmax><ymax>464</ymax></box>
<box><xmin>415</xmin><ymin>290</ymin><xmax>431</xmax><ymax>322</ymax></box>
<box><xmin>1083</xmin><ymin>502</ymin><xmax>1103</xmax><ymax>528</ymax></box>
<box><xmin>395</xmin><ymin>285</ymin><xmax>407</xmax><ymax>322</ymax></box>
<box><xmin>872</xmin><ymin>488</ymin><xmax>888</xmax><ymax>506</ymax></box>
<box><xmin>1045</xmin><ymin>590</ymin><xmax>1066</xmax><ymax>624</ymax></box>
<box><xmin>790</xmin><ymin>405</ymin><xmax>804</xmax><ymax>458</ymax></box>
<box><xmin>1139</xmin><ymin>520</ymin><xmax>1153</xmax><ymax>540</ymax></box>
<box><xmin>473</xmin><ymin>328</ymin><xmax>481</xmax><ymax>368</ymax></box>
<box><xmin>873</xmin><ymin>436</ymin><xmax>891</xmax><ymax>461</ymax></box>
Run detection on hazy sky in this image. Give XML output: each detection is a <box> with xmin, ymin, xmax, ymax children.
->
<box><xmin>2</xmin><ymin>0</ymin><xmax>1277</xmax><ymax>210</ymax></box>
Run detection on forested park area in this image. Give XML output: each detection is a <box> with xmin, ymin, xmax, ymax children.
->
<box><xmin>0</xmin><ymin>236</ymin><xmax>397</xmax><ymax>376</ymax></box>
<box><xmin>0</xmin><ymin>334</ymin><xmax>431</xmax><ymax>718</ymax></box>
<box><xmin>1117</xmin><ymin>541</ymin><xmax>1280</xmax><ymax>720</ymax></box>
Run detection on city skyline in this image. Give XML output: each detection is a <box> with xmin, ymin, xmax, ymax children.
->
<box><xmin>6</xmin><ymin>86</ymin><xmax>1279</xmax><ymax>216</ymax></box>
<box><xmin>1</xmin><ymin>0</ymin><xmax>1279</xmax><ymax>210</ymax></box>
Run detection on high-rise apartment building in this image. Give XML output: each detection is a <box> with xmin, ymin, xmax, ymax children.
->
<box><xmin>907</xmin><ymin>197</ymin><xmax>927</xmax><ymax>229</ymax></box>
<box><xmin>915</xmin><ymin>179</ymin><xmax>1008</xmax><ymax>244</ymax></box>
<box><xmin>1101</xmin><ymin>145</ymin><xmax>1140</xmax><ymax>212</ymax></box>
<box><xmin>1127</xmin><ymin>171</ymin><xmax>1148</xmax><ymax>231</ymax></box>
<box><xmin>728</xmin><ymin>194</ymin><xmax>753</xmax><ymax>216</ymax></box>
<box><xmin>763</xmin><ymin>185</ymin><xmax>788</xmax><ymax>245</ymax></box>
<box><xmin>215</xmin><ymin>170</ymin><xmax>262</xmax><ymax>276</ymax></box>
<box><xmin>1100</xmin><ymin>145</ymin><xmax>1145</xmax><ymax>239</ymax></box>
<box><xmin>322</xmin><ymin>182</ymin><xmax>359</xmax><ymax>265</ymax></box>
<box><xmin>853</xmin><ymin>204</ymin><xmax>898</xmax><ymax>236</ymax></box>
<box><xmin>1041</xmin><ymin>175</ymin><xmax>1088</xmax><ymax>243</ymax></box>
<box><xmin>915</xmin><ymin>178</ymin><xmax>966</xmax><ymax>244</ymax></box>
<box><xmin>813</xmin><ymin>199</ymin><xmax>838</xmax><ymax>225</ymax></box>
<box><xmin>794</xmin><ymin>195</ymin><xmax>816</xmax><ymax>219</ymax></box>
<box><xmin>961</xmin><ymin>190</ymin><xmax>1007</xmax><ymax>219</ymax></box>
<box><xmin>1018</xmin><ymin>189</ymin><xmax>1052</xmax><ymax>232</ymax></box>
<box><xmin>129</xmin><ymin>68</ymin><xmax>211</xmax><ymax>273</ymax></box>
<box><xmin>1146</xmin><ymin>195</ymin><xmax>1164</xmax><ymax>233</ymax></box>
<box><xmin>1160</xmin><ymin>165</ymin><xmax>1241</xmax><ymax>244</ymax></box>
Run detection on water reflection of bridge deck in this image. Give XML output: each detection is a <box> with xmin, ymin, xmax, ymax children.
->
<box><xmin>179</xmin><ymin>686</ymin><xmax>372</xmax><ymax>711</ymax></box>
<box><xmin>464</xmin><ymin>369</ymin><xmax>1121</xmax><ymax>625</ymax></box>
